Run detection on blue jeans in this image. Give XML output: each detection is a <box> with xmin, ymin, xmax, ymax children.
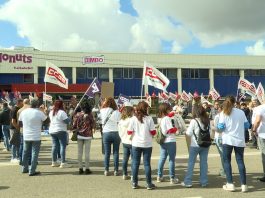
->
<box><xmin>223</xmin><ymin>144</ymin><xmax>246</xmax><ymax>185</ymax></box>
<box><xmin>122</xmin><ymin>143</ymin><xmax>132</xmax><ymax>176</ymax></box>
<box><xmin>184</xmin><ymin>146</ymin><xmax>209</xmax><ymax>186</ymax></box>
<box><xmin>10</xmin><ymin>128</ymin><xmax>20</xmax><ymax>159</ymax></box>
<box><xmin>132</xmin><ymin>146</ymin><xmax>152</xmax><ymax>185</ymax></box>
<box><xmin>19</xmin><ymin>135</ymin><xmax>32</xmax><ymax>165</ymax></box>
<box><xmin>158</xmin><ymin>142</ymin><xmax>176</xmax><ymax>179</ymax></box>
<box><xmin>102</xmin><ymin>132</ymin><xmax>121</xmax><ymax>171</ymax></box>
<box><xmin>50</xmin><ymin>131</ymin><xmax>68</xmax><ymax>163</ymax></box>
<box><xmin>215</xmin><ymin>137</ymin><xmax>225</xmax><ymax>173</ymax></box>
<box><xmin>21</xmin><ymin>141</ymin><xmax>41</xmax><ymax>174</ymax></box>
<box><xmin>2</xmin><ymin>125</ymin><xmax>10</xmax><ymax>150</ymax></box>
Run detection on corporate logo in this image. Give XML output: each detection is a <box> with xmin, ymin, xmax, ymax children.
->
<box><xmin>0</xmin><ymin>53</ymin><xmax>32</xmax><ymax>63</ymax></box>
<box><xmin>82</xmin><ymin>55</ymin><xmax>104</xmax><ymax>64</ymax></box>
<box><xmin>47</xmin><ymin>67</ymin><xmax>67</xmax><ymax>85</ymax></box>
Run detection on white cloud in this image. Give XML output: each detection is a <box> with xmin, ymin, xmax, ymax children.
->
<box><xmin>246</xmin><ymin>40</ymin><xmax>265</xmax><ymax>56</ymax></box>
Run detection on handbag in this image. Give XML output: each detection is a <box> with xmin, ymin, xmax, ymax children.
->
<box><xmin>70</xmin><ymin>129</ymin><xmax>78</xmax><ymax>141</ymax></box>
<box><xmin>155</xmin><ymin>125</ymin><xmax>166</xmax><ymax>144</ymax></box>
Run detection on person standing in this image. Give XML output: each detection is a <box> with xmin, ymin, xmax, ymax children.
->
<box><xmin>49</xmin><ymin>100</ymin><xmax>71</xmax><ymax>168</ymax></box>
<box><xmin>0</xmin><ymin>103</ymin><xmax>11</xmax><ymax>152</ymax></box>
<box><xmin>19</xmin><ymin>99</ymin><xmax>47</xmax><ymax>176</ymax></box>
<box><xmin>10</xmin><ymin>99</ymin><xmax>23</xmax><ymax>162</ymax></box>
<box><xmin>127</xmin><ymin>101</ymin><xmax>156</xmax><ymax>190</ymax></box>
<box><xmin>156</xmin><ymin>103</ymin><xmax>179</xmax><ymax>185</ymax></box>
<box><xmin>72</xmin><ymin>99</ymin><xmax>95</xmax><ymax>174</ymax></box>
<box><xmin>100</xmin><ymin>97</ymin><xmax>121</xmax><ymax>176</ymax></box>
<box><xmin>218</xmin><ymin>96</ymin><xmax>249</xmax><ymax>192</ymax></box>
<box><xmin>182</xmin><ymin>104</ymin><xmax>211</xmax><ymax>188</ymax></box>
<box><xmin>252</xmin><ymin>100</ymin><xmax>265</xmax><ymax>182</ymax></box>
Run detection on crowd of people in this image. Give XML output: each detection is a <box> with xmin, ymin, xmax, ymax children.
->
<box><xmin>0</xmin><ymin>94</ymin><xmax>265</xmax><ymax>192</ymax></box>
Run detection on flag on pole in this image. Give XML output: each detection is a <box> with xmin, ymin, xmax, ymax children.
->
<box><xmin>238</xmin><ymin>78</ymin><xmax>256</xmax><ymax>97</ymax></box>
<box><xmin>14</xmin><ymin>89</ymin><xmax>22</xmax><ymax>99</ymax></box>
<box><xmin>145</xmin><ymin>93</ymin><xmax>152</xmax><ymax>107</ymax></box>
<box><xmin>181</xmin><ymin>91</ymin><xmax>190</xmax><ymax>102</ymax></box>
<box><xmin>43</xmin><ymin>93</ymin><xmax>53</xmax><ymax>102</ymax></box>
<box><xmin>44</xmin><ymin>61</ymin><xmax>68</xmax><ymax>89</ymax></box>
<box><xmin>161</xmin><ymin>92</ymin><xmax>169</xmax><ymax>100</ymax></box>
<box><xmin>209</xmin><ymin>88</ymin><xmax>220</xmax><ymax>100</ymax></box>
<box><xmin>142</xmin><ymin>62</ymin><xmax>170</xmax><ymax>91</ymax></box>
<box><xmin>188</xmin><ymin>92</ymin><xmax>194</xmax><ymax>100</ymax></box>
<box><xmin>169</xmin><ymin>92</ymin><xmax>177</xmax><ymax>100</ymax></box>
<box><xmin>256</xmin><ymin>82</ymin><xmax>264</xmax><ymax>104</ymax></box>
<box><xmin>85</xmin><ymin>78</ymin><xmax>101</xmax><ymax>98</ymax></box>
<box><xmin>236</xmin><ymin>89</ymin><xmax>246</xmax><ymax>102</ymax></box>
<box><xmin>117</xmin><ymin>94</ymin><xmax>130</xmax><ymax>105</ymax></box>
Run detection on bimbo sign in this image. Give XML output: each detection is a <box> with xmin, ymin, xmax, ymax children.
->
<box><xmin>0</xmin><ymin>53</ymin><xmax>32</xmax><ymax>63</ymax></box>
<box><xmin>82</xmin><ymin>55</ymin><xmax>104</xmax><ymax>64</ymax></box>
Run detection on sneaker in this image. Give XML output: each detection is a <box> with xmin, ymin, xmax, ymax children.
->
<box><xmin>241</xmin><ymin>185</ymin><xmax>248</xmax><ymax>193</ymax></box>
<box><xmin>10</xmin><ymin>159</ymin><xmax>20</xmax><ymax>164</ymax></box>
<box><xmin>51</xmin><ymin>162</ymin><xmax>60</xmax><ymax>167</ymax></box>
<box><xmin>181</xmin><ymin>182</ymin><xmax>192</xmax><ymax>188</ymax></box>
<box><xmin>170</xmin><ymin>178</ymin><xmax>179</xmax><ymax>184</ymax></box>
<box><xmin>79</xmin><ymin>168</ymin><xmax>84</xmax><ymax>174</ymax></box>
<box><xmin>132</xmin><ymin>183</ymin><xmax>139</xmax><ymax>189</ymax></box>
<box><xmin>59</xmin><ymin>163</ymin><xmax>72</xmax><ymax>168</ymax></box>
<box><xmin>123</xmin><ymin>175</ymin><xmax>130</xmax><ymax>180</ymax></box>
<box><xmin>147</xmin><ymin>183</ymin><xmax>156</xmax><ymax>190</ymax></box>
<box><xmin>156</xmin><ymin>176</ymin><xmax>164</xmax><ymax>183</ymax></box>
<box><xmin>85</xmin><ymin>169</ymin><xmax>92</xmax><ymax>175</ymax></box>
<box><xmin>104</xmin><ymin>170</ymin><xmax>110</xmax><ymax>176</ymax></box>
<box><xmin>223</xmin><ymin>183</ymin><xmax>235</xmax><ymax>192</ymax></box>
<box><xmin>29</xmin><ymin>171</ymin><xmax>41</xmax><ymax>176</ymax></box>
<box><xmin>258</xmin><ymin>176</ymin><xmax>265</xmax><ymax>182</ymax></box>
<box><xmin>114</xmin><ymin>171</ymin><xmax>119</xmax><ymax>176</ymax></box>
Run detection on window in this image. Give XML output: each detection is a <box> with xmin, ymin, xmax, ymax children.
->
<box><xmin>167</xmin><ymin>69</ymin><xmax>177</xmax><ymax>79</ymax></box>
<box><xmin>87</xmin><ymin>68</ymin><xmax>98</xmax><ymax>78</ymax></box>
<box><xmin>245</xmin><ymin>69</ymin><xmax>265</xmax><ymax>76</ymax></box>
<box><xmin>98</xmin><ymin>68</ymin><xmax>109</xmax><ymax>79</ymax></box>
<box><xmin>60</xmin><ymin>67</ymin><xmax>72</xmax><ymax>79</ymax></box>
<box><xmin>23</xmin><ymin>74</ymin><xmax>34</xmax><ymax>83</ymax></box>
<box><xmin>123</xmin><ymin>68</ymin><xmax>133</xmax><ymax>79</ymax></box>
<box><xmin>38</xmin><ymin>67</ymin><xmax>46</xmax><ymax>78</ymax></box>
<box><xmin>215</xmin><ymin>69</ymin><xmax>239</xmax><ymax>76</ymax></box>
<box><xmin>133</xmin><ymin>68</ymin><xmax>143</xmax><ymax>78</ymax></box>
<box><xmin>158</xmin><ymin>68</ymin><xmax>167</xmax><ymax>76</ymax></box>
<box><xmin>76</xmin><ymin>68</ymin><xmax>86</xmax><ymax>79</ymax></box>
<box><xmin>113</xmin><ymin>68</ymin><xmax>123</xmax><ymax>79</ymax></box>
<box><xmin>182</xmin><ymin>69</ymin><xmax>209</xmax><ymax>79</ymax></box>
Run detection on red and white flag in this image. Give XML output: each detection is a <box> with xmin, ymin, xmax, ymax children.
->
<box><xmin>161</xmin><ymin>92</ymin><xmax>169</xmax><ymax>100</ymax></box>
<box><xmin>169</xmin><ymin>92</ymin><xmax>177</xmax><ymax>100</ymax></box>
<box><xmin>43</xmin><ymin>93</ymin><xmax>53</xmax><ymax>102</ymax></box>
<box><xmin>209</xmin><ymin>88</ymin><xmax>220</xmax><ymax>100</ymax></box>
<box><xmin>44</xmin><ymin>61</ymin><xmax>68</xmax><ymax>89</ymax></box>
<box><xmin>145</xmin><ymin>93</ymin><xmax>152</xmax><ymax>107</ymax></box>
<box><xmin>238</xmin><ymin>78</ymin><xmax>256</xmax><ymax>97</ymax></box>
<box><xmin>188</xmin><ymin>92</ymin><xmax>194</xmax><ymax>100</ymax></box>
<box><xmin>181</xmin><ymin>91</ymin><xmax>190</xmax><ymax>102</ymax></box>
<box><xmin>256</xmin><ymin>82</ymin><xmax>264</xmax><ymax>104</ymax></box>
<box><xmin>142</xmin><ymin>62</ymin><xmax>169</xmax><ymax>91</ymax></box>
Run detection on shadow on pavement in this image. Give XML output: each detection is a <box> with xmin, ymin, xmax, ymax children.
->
<box><xmin>0</xmin><ymin>186</ymin><xmax>10</xmax><ymax>190</ymax></box>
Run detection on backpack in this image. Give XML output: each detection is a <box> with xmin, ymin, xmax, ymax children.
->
<box><xmin>155</xmin><ymin>125</ymin><xmax>166</xmax><ymax>144</ymax></box>
<box><xmin>193</xmin><ymin>119</ymin><xmax>211</xmax><ymax>148</ymax></box>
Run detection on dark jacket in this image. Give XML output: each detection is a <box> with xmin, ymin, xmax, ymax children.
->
<box><xmin>73</xmin><ymin>112</ymin><xmax>95</xmax><ymax>138</ymax></box>
<box><xmin>0</xmin><ymin>107</ymin><xmax>11</xmax><ymax>125</ymax></box>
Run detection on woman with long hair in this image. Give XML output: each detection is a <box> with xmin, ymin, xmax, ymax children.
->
<box><xmin>118</xmin><ymin>102</ymin><xmax>134</xmax><ymax>180</ymax></box>
<box><xmin>49</xmin><ymin>100</ymin><xmax>70</xmax><ymax>168</ymax></box>
<box><xmin>127</xmin><ymin>101</ymin><xmax>156</xmax><ymax>190</ymax></box>
<box><xmin>156</xmin><ymin>103</ymin><xmax>179</xmax><ymax>184</ymax></box>
<box><xmin>182</xmin><ymin>104</ymin><xmax>210</xmax><ymax>188</ymax></box>
<box><xmin>218</xmin><ymin>96</ymin><xmax>249</xmax><ymax>192</ymax></box>
<box><xmin>72</xmin><ymin>99</ymin><xmax>95</xmax><ymax>174</ymax></box>
<box><xmin>100</xmin><ymin>97</ymin><xmax>121</xmax><ymax>176</ymax></box>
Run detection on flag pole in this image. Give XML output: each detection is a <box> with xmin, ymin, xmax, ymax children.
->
<box><xmin>44</xmin><ymin>82</ymin><xmax>47</xmax><ymax>107</ymax></box>
<box><xmin>74</xmin><ymin>77</ymin><xmax>96</xmax><ymax>112</ymax></box>
<box><xmin>141</xmin><ymin>61</ymin><xmax>146</xmax><ymax>100</ymax></box>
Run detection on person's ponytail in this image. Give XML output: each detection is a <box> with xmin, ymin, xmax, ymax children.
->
<box><xmin>223</xmin><ymin>96</ymin><xmax>236</xmax><ymax>115</ymax></box>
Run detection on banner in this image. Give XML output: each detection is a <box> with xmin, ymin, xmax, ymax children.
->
<box><xmin>238</xmin><ymin>78</ymin><xmax>256</xmax><ymax>97</ymax></box>
<box><xmin>256</xmin><ymin>82</ymin><xmax>264</xmax><ymax>104</ymax></box>
<box><xmin>209</xmin><ymin>88</ymin><xmax>220</xmax><ymax>100</ymax></box>
<box><xmin>181</xmin><ymin>91</ymin><xmax>190</xmax><ymax>102</ymax></box>
<box><xmin>188</xmin><ymin>92</ymin><xmax>194</xmax><ymax>100</ymax></box>
<box><xmin>169</xmin><ymin>92</ymin><xmax>177</xmax><ymax>100</ymax></box>
<box><xmin>85</xmin><ymin>78</ymin><xmax>101</xmax><ymax>98</ymax></box>
<box><xmin>117</xmin><ymin>94</ymin><xmax>130</xmax><ymax>105</ymax></box>
<box><xmin>43</xmin><ymin>93</ymin><xmax>53</xmax><ymax>102</ymax></box>
<box><xmin>236</xmin><ymin>89</ymin><xmax>246</xmax><ymax>102</ymax></box>
<box><xmin>142</xmin><ymin>62</ymin><xmax>169</xmax><ymax>91</ymax></box>
<box><xmin>44</xmin><ymin>61</ymin><xmax>68</xmax><ymax>89</ymax></box>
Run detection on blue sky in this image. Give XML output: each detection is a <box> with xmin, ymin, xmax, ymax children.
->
<box><xmin>0</xmin><ymin>0</ymin><xmax>265</xmax><ymax>55</ymax></box>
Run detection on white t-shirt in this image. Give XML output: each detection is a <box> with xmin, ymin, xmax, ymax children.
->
<box><xmin>100</xmin><ymin>108</ymin><xmax>121</xmax><ymax>133</ymax></box>
<box><xmin>252</xmin><ymin>106</ymin><xmax>259</xmax><ymax>124</ymax></box>
<box><xmin>127</xmin><ymin>116</ymin><xmax>155</xmax><ymax>148</ymax></box>
<box><xmin>186</xmin><ymin>118</ymin><xmax>210</xmax><ymax>147</ymax></box>
<box><xmin>118</xmin><ymin>118</ymin><xmax>132</xmax><ymax>145</ymax></box>
<box><xmin>49</xmin><ymin>110</ymin><xmax>68</xmax><ymax>133</ymax></box>
<box><xmin>159</xmin><ymin>116</ymin><xmax>176</xmax><ymax>143</ymax></box>
<box><xmin>19</xmin><ymin>108</ymin><xmax>47</xmax><ymax>141</ymax></box>
<box><xmin>254</xmin><ymin>104</ymin><xmax>265</xmax><ymax>139</ymax></box>
<box><xmin>218</xmin><ymin>108</ymin><xmax>248</xmax><ymax>147</ymax></box>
